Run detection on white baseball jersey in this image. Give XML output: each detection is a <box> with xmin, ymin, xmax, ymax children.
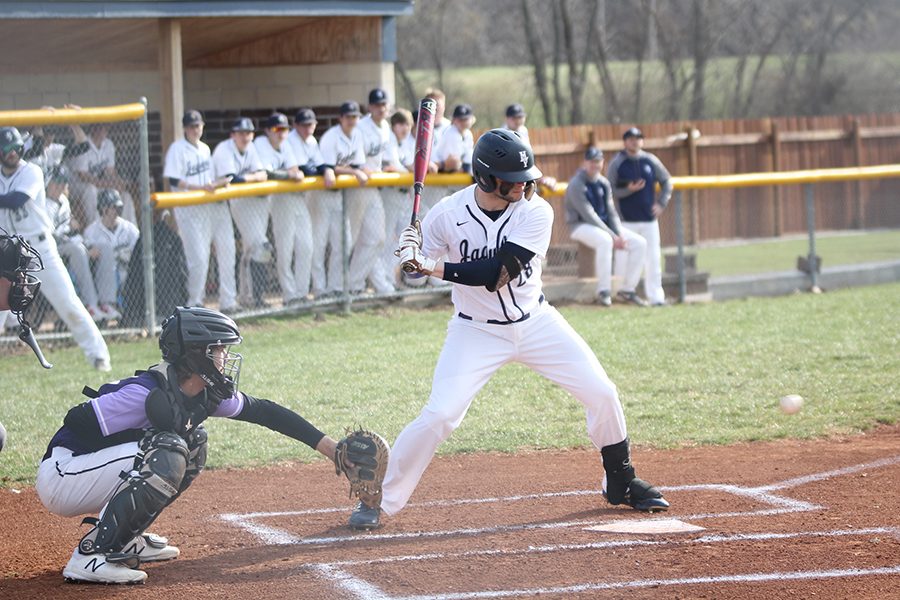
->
<box><xmin>72</xmin><ymin>138</ymin><xmax>115</xmax><ymax>179</ymax></box>
<box><xmin>388</xmin><ymin>132</ymin><xmax>415</xmax><ymax>171</ymax></box>
<box><xmin>253</xmin><ymin>136</ymin><xmax>299</xmax><ymax>172</ymax></box>
<box><xmin>45</xmin><ymin>193</ymin><xmax>75</xmax><ymax>240</ymax></box>
<box><xmin>29</xmin><ymin>141</ymin><xmax>67</xmax><ymax>179</ymax></box>
<box><xmin>422</xmin><ymin>185</ymin><xmax>552</xmax><ymax>323</ymax></box>
<box><xmin>319</xmin><ymin>124</ymin><xmax>365</xmax><ymax>168</ymax></box>
<box><xmin>0</xmin><ymin>161</ymin><xmax>52</xmax><ymax>238</ymax></box>
<box><xmin>83</xmin><ymin>217</ymin><xmax>140</xmax><ymax>261</ymax></box>
<box><xmin>212</xmin><ymin>138</ymin><xmax>264</xmax><ymax>180</ymax></box>
<box><xmin>286</xmin><ymin>130</ymin><xmax>324</xmax><ymax>173</ymax></box>
<box><xmin>432</xmin><ymin>124</ymin><xmax>474</xmax><ymax>166</ymax></box>
<box><xmin>431</xmin><ymin>116</ymin><xmax>452</xmax><ymax>149</ymax></box>
<box><xmin>357</xmin><ymin>115</ymin><xmax>394</xmax><ymax>171</ymax></box>
<box><xmin>163</xmin><ymin>138</ymin><xmax>214</xmax><ymax>187</ymax></box>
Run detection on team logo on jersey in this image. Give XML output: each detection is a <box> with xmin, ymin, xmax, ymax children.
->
<box><xmin>519</xmin><ymin>151</ymin><xmax>528</xmax><ymax>167</ymax></box>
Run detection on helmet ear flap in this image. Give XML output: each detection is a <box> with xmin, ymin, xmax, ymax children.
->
<box><xmin>475</xmin><ymin>170</ymin><xmax>497</xmax><ymax>193</ymax></box>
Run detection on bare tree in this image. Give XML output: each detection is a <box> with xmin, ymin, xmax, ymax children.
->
<box><xmin>589</xmin><ymin>1</ymin><xmax>624</xmax><ymax>122</ymax></box>
<box><xmin>521</xmin><ymin>0</ymin><xmax>555</xmax><ymax>125</ymax></box>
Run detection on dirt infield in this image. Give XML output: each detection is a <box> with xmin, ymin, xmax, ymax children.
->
<box><xmin>2</xmin><ymin>425</ymin><xmax>899</xmax><ymax>599</ymax></box>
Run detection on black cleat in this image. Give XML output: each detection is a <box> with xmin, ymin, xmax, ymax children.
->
<box><xmin>349</xmin><ymin>501</ymin><xmax>381</xmax><ymax>530</ymax></box>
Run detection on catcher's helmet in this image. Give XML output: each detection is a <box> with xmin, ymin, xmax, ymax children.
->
<box><xmin>160</xmin><ymin>306</ymin><xmax>243</xmax><ymax>402</ymax></box>
<box><xmin>472</xmin><ymin>129</ymin><xmax>542</xmax><ymax>194</ymax></box>
<box><xmin>97</xmin><ymin>188</ymin><xmax>124</xmax><ymax>214</ymax></box>
<box><xmin>0</xmin><ymin>127</ymin><xmax>25</xmax><ymax>159</ymax></box>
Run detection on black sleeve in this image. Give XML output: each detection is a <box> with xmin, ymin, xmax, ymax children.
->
<box><xmin>62</xmin><ymin>141</ymin><xmax>90</xmax><ymax>160</ymax></box>
<box><xmin>231</xmin><ymin>393</ymin><xmax>326</xmax><ymax>451</ymax></box>
<box><xmin>299</xmin><ymin>162</ymin><xmax>326</xmax><ymax>176</ymax></box>
<box><xmin>229</xmin><ymin>174</ymin><xmax>245</xmax><ymax>183</ymax></box>
<box><xmin>442</xmin><ymin>242</ymin><xmax>535</xmax><ymax>288</ymax></box>
<box><xmin>168</xmin><ymin>177</ymin><xmax>182</xmax><ymax>189</ymax></box>
<box><xmin>266</xmin><ymin>169</ymin><xmax>291</xmax><ymax>180</ymax></box>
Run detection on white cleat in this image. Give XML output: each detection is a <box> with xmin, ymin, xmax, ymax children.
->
<box><xmin>63</xmin><ymin>548</ymin><xmax>147</xmax><ymax>585</ymax></box>
<box><xmin>122</xmin><ymin>532</ymin><xmax>180</xmax><ymax>562</ymax></box>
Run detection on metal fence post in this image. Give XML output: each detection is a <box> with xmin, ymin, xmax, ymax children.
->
<box><xmin>138</xmin><ymin>98</ymin><xmax>156</xmax><ymax>331</ymax></box>
<box><xmin>674</xmin><ymin>190</ymin><xmax>686</xmax><ymax>303</ymax></box>
<box><xmin>804</xmin><ymin>183</ymin><xmax>819</xmax><ymax>291</ymax></box>
<box><xmin>341</xmin><ymin>189</ymin><xmax>351</xmax><ymax>314</ymax></box>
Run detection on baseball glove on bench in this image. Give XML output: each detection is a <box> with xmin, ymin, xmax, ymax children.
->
<box><xmin>334</xmin><ymin>429</ymin><xmax>390</xmax><ymax>508</ymax></box>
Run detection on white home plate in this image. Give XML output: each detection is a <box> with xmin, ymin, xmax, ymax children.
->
<box><xmin>584</xmin><ymin>519</ymin><xmax>705</xmax><ymax>534</ymax></box>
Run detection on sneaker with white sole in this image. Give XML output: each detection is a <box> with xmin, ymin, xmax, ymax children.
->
<box><xmin>121</xmin><ymin>532</ymin><xmax>180</xmax><ymax>562</ymax></box>
<box><xmin>99</xmin><ymin>304</ymin><xmax>121</xmax><ymax>321</ymax></box>
<box><xmin>63</xmin><ymin>547</ymin><xmax>147</xmax><ymax>584</ymax></box>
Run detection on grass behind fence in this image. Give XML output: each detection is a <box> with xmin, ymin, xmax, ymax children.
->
<box><xmin>695</xmin><ymin>230</ymin><xmax>900</xmax><ymax>278</ymax></box>
<box><xmin>1</xmin><ymin>283</ymin><xmax>898</xmax><ymax>486</ymax></box>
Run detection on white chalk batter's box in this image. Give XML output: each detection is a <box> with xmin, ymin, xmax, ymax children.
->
<box><xmin>219</xmin><ymin>455</ymin><xmax>900</xmax><ymax>599</ymax></box>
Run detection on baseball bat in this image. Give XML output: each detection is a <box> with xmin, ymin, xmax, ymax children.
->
<box><xmin>410</xmin><ymin>98</ymin><xmax>437</xmax><ymax>227</ymax></box>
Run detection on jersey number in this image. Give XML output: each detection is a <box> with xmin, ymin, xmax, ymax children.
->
<box><xmin>516</xmin><ymin>261</ymin><xmax>534</xmax><ymax>287</ymax></box>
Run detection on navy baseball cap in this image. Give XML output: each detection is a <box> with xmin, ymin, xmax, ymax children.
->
<box><xmin>231</xmin><ymin>117</ymin><xmax>256</xmax><ymax>132</ymax></box>
<box><xmin>623</xmin><ymin>127</ymin><xmax>644</xmax><ymax>140</ymax></box>
<box><xmin>264</xmin><ymin>112</ymin><xmax>289</xmax><ymax>129</ymax></box>
<box><xmin>182</xmin><ymin>110</ymin><xmax>203</xmax><ymax>126</ymax></box>
<box><xmin>294</xmin><ymin>108</ymin><xmax>316</xmax><ymax>124</ymax></box>
<box><xmin>368</xmin><ymin>88</ymin><xmax>389</xmax><ymax>105</ymax></box>
<box><xmin>452</xmin><ymin>104</ymin><xmax>474</xmax><ymax>119</ymax></box>
<box><xmin>340</xmin><ymin>101</ymin><xmax>361</xmax><ymax>116</ymax></box>
<box><xmin>584</xmin><ymin>147</ymin><xmax>604</xmax><ymax>161</ymax></box>
<box><xmin>506</xmin><ymin>103</ymin><xmax>526</xmax><ymax>118</ymax></box>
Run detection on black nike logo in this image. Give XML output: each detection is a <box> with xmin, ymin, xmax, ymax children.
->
<box><xmin>456</xmin><ymin>221</ymin><xmax>468</xmax><ymax>226</ymax></box>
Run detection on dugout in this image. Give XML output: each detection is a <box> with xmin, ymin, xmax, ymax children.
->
<box><xmin>0</xmin><ymin>0</ymin><xmax>413</xmax><ymax>181</ymax></box>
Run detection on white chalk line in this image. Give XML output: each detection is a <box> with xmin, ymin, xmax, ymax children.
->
<box><xmin>310</xmin><ymin>564</ymin><xmax>392</xmax><ymax>600</ymax></box>
<box><xmin>392</xmin><ymin>565</ymin><xmax>900</xmax><ymax>600</ymax></box>
<box><xmin>218</xmin><ymin>454</ymin><xmax>900</xmax><ymax>548</ymax></box>
<box><xmin>318</xmin><ymin>526</ymin><xmax>900</xmax><ymax>568</ymax></box>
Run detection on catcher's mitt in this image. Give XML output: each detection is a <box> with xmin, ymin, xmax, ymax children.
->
<box><xmin>334</xmin><ymin>429</ymin><xmax>390</xmax><ymax>507</ymax></box>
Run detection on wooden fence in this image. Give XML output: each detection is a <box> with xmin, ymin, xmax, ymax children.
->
<box><xmin>526</xmin><ymin>113</ymin><xmax>900</xmax><ymax>247</ymax></box>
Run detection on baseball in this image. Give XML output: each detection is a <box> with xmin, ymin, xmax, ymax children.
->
<box><xmin>780</xmin><ymin>394</ymin><xmax>804</xmax><ymax>414</ymax></box>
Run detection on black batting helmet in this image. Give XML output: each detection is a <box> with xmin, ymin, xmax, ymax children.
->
<box><xmin>160</xmin><ymin>306</ymin><xmax>243</xmax><ymax>402</ymax></box>
<box><xmin>472</xmin><ymin>129</ymin><xmax>542</xmax><ymax>194</ymax></box>
<box><xmin>0</xmin><ymin>127</ymin><xmax>25</xmax><ymax>160</ymax></box>
<box><xmin>97</xmin><ymin>188</ymin><xmax>124</xmax><ymax>214</ymax></box>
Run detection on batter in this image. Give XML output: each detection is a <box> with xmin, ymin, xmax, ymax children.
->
<box><xmin>349</xmin><ymin>129</ymin><xmax>669</xmax><ymax>529</ymax></box>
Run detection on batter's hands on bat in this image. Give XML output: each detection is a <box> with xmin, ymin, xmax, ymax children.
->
<box><xmin>397</xmin><ymin>245</ymin><xmax>436</xmax><ymax>275</ymax></box>
<box><xmin>395</xmin><ymin>223</ymin><xmax>422</xmax><ymax>254</ymax></box>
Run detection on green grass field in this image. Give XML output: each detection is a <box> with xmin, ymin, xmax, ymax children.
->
<box><xmin>1</xmin><ymin>283</ymin><xmax>898</xmax><ymax>486</ymax></box>
<box><xmin>695</xmin><ymin>230</ymin><xmax>900</xmax><ymax>277</ymax></box>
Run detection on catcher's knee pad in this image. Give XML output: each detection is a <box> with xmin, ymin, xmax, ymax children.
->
<box><xmin>87</xmin><ymin>431</ymin><xmax>189</xmax><ymax>555</ymax></box>
<box><xmin>180</xmin><ymin>426</ymin><xmax>208</xmax><ymax>493</ymax></box>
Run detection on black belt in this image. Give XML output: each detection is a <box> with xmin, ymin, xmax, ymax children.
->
<box><xmin>458</xmin><ymin>295</ymin><xmax>544</xmax><ymax>325</ymax></box>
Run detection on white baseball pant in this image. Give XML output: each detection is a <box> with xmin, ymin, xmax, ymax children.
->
<box><xmin>174</xmin><ymin>203</ymin><xmax>237</xmax><ymax>310</ymax></box>
<box><xmin>346</xmin><ymin>188</ymin><xmax>390</xmax><ymax>293</ymax></box>
<box><xmin>56</xmin><ymin>238</ymin><xmax>99</xmax><ymax>308</ymax></box>
<box><xmin>229</xmin><ymin>196</ymin><xmax>272</xmax><ymax>306</ymax></box>
<box><xmin>617</xmin><ymin>220</ymin><xmax>664</xmax><ymax>304</ymax></box>
<box><xmin>380</xmin><ymin>305</ymin><xmax>628</xmax><ymax>515</ymax></box>
<box><xmin>380</xmin><ymin>186</ymin><xmax>410</xmax><ymax>289</ymax></box>
<box><xmin>36</xmin><ymin>443</ymin><xmax>139</xmax><ymax>517</ymax></box>
<box><xmin>26</xmin><ymin>235</ymin><xmax>109</xmax><ymax>365</ymax></box>
<box><xmin>311</xmin><ymin>190</ymin><xmax>349</xmax><ymax>295</ymax></box>
<box><xmin>571</xmin><ymin>224</ymin><xmax>647</xmax><ymax>294</ymax></box>
<box><xmin>270</xmin><ymin>193</ymin><xmax>313</xmax><ymax>302</ymax></box>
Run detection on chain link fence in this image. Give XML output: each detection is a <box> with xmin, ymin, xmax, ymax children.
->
<box><xmin>0</xmin><ymin>101</ymin><xmax>152</xmax><ymax>346</ymax></box>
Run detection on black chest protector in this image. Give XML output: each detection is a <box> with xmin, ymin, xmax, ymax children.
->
<box><xmin>140</xmin><ymin>363</ymin><xmax>217</xmax><ymax>437</ymax></box>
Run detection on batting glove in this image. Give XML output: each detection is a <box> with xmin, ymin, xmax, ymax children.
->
<box><xmin>396</xmin><ymin>223</ymin><xmax>422</xmax><ymax>253</ymax></box>
<box><xmin>398</xmin><ymin>245</ymin><xmax>436</xmax><ymax>275</ymax></box>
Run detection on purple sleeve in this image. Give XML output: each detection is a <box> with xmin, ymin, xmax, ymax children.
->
<box><xmin>90</xmin><ymin>384</ymin><xmax>153</xmax><ymax>436</ymax></box>
<box><xmin>212</xmin><ymin>391</ymin><xmax>246</xmax><ymax>418</ymax></box>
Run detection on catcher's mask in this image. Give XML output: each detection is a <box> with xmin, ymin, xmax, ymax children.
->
<box><xmin>0</xmin><ymin>231</ymin><xmax>43</xmax><ymax>317</ymax></box>
<box><xmin>472</xmin><ymin>129</ymin><xmax>542</xmax><ymax>201</ymax></box>
<box><xmin>159</xmin><ymin>306</ymin><xmax>243</xmax><ymax>402</ymax></box>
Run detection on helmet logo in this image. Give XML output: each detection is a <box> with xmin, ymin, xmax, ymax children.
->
<box><xmin>519</xmin><ymin>151</ymin><xmax>528</xmax><ymax>167</ymax></box>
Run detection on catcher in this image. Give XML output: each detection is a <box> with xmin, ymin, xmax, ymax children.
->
<box><xmin>35</xmin><ymin>306</ymin><xmax>389</xmax><ymax>585</ymax></box>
